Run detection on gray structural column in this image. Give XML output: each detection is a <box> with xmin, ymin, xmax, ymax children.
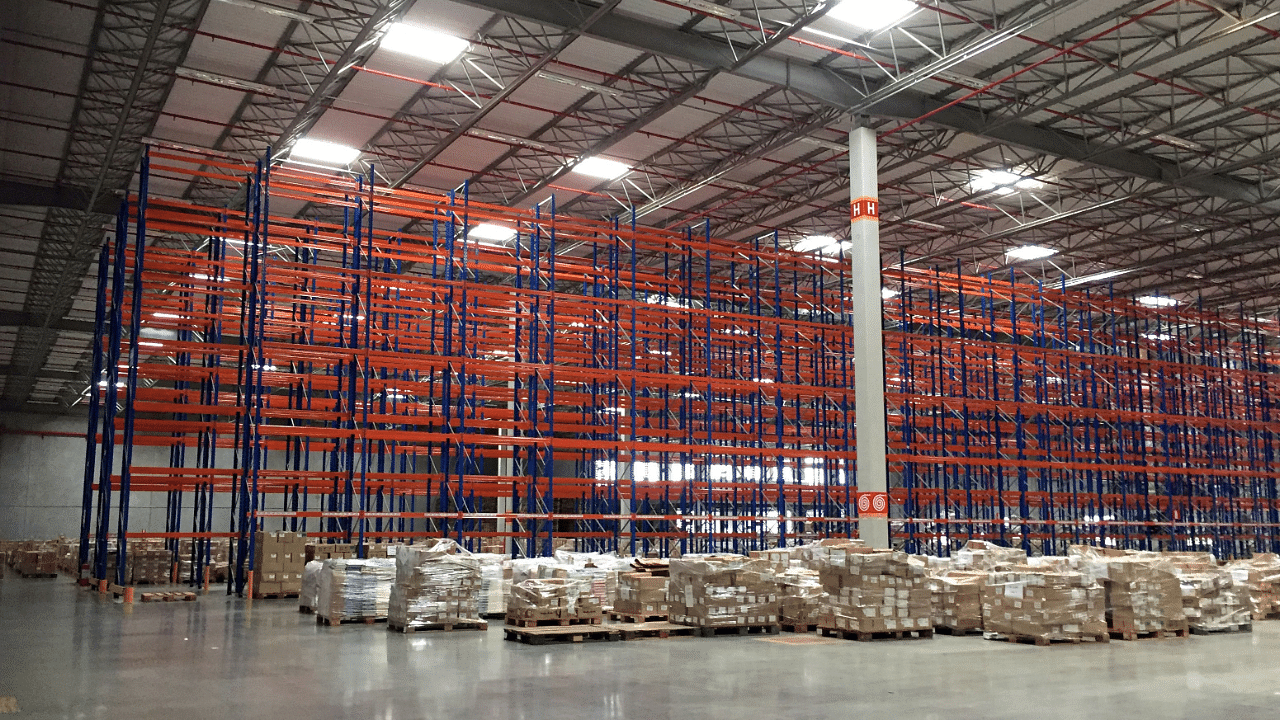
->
<box><xmin>849</xmin><ymin>124</ymin><xmax>889</xmax><ymax>549</ymax></box>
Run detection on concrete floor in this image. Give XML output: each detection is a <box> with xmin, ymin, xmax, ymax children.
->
<box><xmin>1</xmin><ymin>576</ymin><xmax>1278</xmax><ymax>719</ymax></box>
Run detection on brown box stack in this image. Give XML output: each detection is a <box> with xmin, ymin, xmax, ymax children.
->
<box><xmin>815</xmin><ymin>550</ymin><xmax>931</xmax><ymax>634</ymax></box>
<box><xmin>668</xmin><ymin>554</ymin><xmax>779</xmax><ymax>629</ymax></box>
<box><xmin>306</xmin><ymin>542</ymin><xmax>357</xmax><ymax>562</ymax></box>
<box><xmin>254</xmin><ymin>531</ymin><xmax>306</xmax><ymax>597</ymax></box>
<box><xmin>1101</xmin><ymin>557</ymin><xmax>1187</xmax><ymax>636</ymax></box>
<box><xmin>507</xmin><ymin>577</ymin><xmax>603</xmax><ymax>624</ymax></box>
<box><xmin>177</xmin><ymin>538</ymin><xmax>230</xmax><ymax>583</ymax></box>
<box><xmin>15</xmin><ymin>549</ymin><xmax>58</xmax><ymax>576</ymax></box>
<box><xmin>1226</xmin><ymin>554</ymin><xmax>1280</xmax><ymax>619</ymax></box>
<box><xmin>613</xmin><ymin>571</ymin><xmax>669</xmax><ymax>618</ymax></box>
<box><xmin>128</xmin><ymin>548</ymin><xmax>171</xmax><ymax>584</ymax></box>
<box><xmin>954</xmin><ymin>540</ymin><xmax>1027</xmax><ymax>571</ymax></box>
<box><xmin>388</xmin><ymin>539</ymin><xmax>482</xmax><ymax>629</ymax></box>
<box><xmin>982</xmin><ymin>569</ymin><xmax>1106</xmax><ymax>642</ymax></box>
<box><xmin>1177</xmin><ymin>569</ymin><xmax>1250</xmax><ymax>631</ymax></box>
<box><xmin>777</xmin><ymin>568</ymin><xmax>822</xmax><ymax>627</ymax></box>
<box><xmin>929</xmin><ymin>570</ymin><xmax>987</xmax><ymax>632</ymax></box>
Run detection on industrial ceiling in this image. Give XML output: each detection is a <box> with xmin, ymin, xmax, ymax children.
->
<box><xmin>2</xmin><ymin>0</ymin><xmax>1279</xmax><ymax>411</ymax></box>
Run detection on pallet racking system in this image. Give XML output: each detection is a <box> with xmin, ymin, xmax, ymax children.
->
<box><xmin>79</xmin><ymin>147</ymin><xmax>1280</xmax><ymax>593</ymax></box>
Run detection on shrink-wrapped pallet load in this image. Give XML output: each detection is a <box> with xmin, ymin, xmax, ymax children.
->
<box><xmin>982</xmin><ymin>569</ymin><xmax>1107</xmax><ymax>644</ymax></box>
<box><xmin>507</xmin><ymin>577</ymin><xmax>603</xmax><ymax>625</ymax></box>
<box><xmin>316</xmin><ymin>558</ymin><xmax>396</xmax><ymax>623</ymax></box>
<box><xmin>814</xmin><ymin>550</ymin><xmax>931</xmax><ymax>636</ymax></box>
<box><xmin>667</xmin><ymin>554</ymin><xmax>779</xmax><ymax>629</ymax></box>
<box><xmin>1177</xmin><ymin>569</ymin><xmax>1251</xmax><ymax>632</ymax></box>
<box><xmin>388</xmin><ymin>539</ymin><xmax>484</xmax><ymax>630</ymax></box>
<box><xmin>776</xmin><ymin>567</ymin><xmax>823</xmax><ymax>629</ymax></box>
<box><xmin>929</xmin><ymin>571</ymin><xmax>987</xmax><ymax>633</ymax></box>
<box><xmin>614</xmin><ymin>571</ymin><xmax>669</xmax><ymax>618</ymax></box>
<box><xmin>1226</xmin><ymin>554</ymin><xmax>1280</xmax><ymax>620</ymax></box>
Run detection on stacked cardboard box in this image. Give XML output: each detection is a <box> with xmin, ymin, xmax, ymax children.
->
<box><xmin>177</xmin><ymin>537</ymin><xmax>230</xmax><ymax>583</ymax></box>
<box><xmin>794</xmin><ymin>538</ymin><xmax>866</xmax><ymax>570</ymax></box>
<box><xmin>777</xmin><ymin>568</ymin><xmax>822</xmax><ymax>628</ymax></box>
<box><xmin>1226</xmin><ymin>554</ymin><xmax>1280</xmax><ymax>619</ymax></box>
<box><xmin>473</xmin><ymin>553</ymin><xmax>509</xmax><ymax>616</ymax></box>
<box><xmin>316</xmin><ymin>558</ymin><xmax>397</xmax><ymax>621</ymax></box>
<box><xmin>982</xmin><ymin>569</ymin><xmax>1106</xmax><ymax>642</ymax></box>
<box><xmin>14</xmin><ymin>549</ymin><xmax>57</xmax><ymax>577</ymax></box>
<box><xmin>668</xmin><ymin>554</ymin><xmax>779</xmax><ymax>629</ymax></box>
<box><xmin>815</xmin><ymin>550</ymin><xmax>931</xmax><ymax>634</ymax></box>
<box><xmin>1101</xmin><ymin>557</ymin><xmax>1187</xmax><ymax>636</ymax></box>
<box><xmin>750</xmin><ymin>547</ymin><xmax>799</xmax><ymax>573</ymax></box>
<box><xmin>254</xmin><ymin>532</ymin><xmax>306</xmax><ymax>597</ymax></box>
<box><xmin>507</xmin><ymin>577</ymin><xmax>603</xmax><ymax>624</ymax></box>
<box><xmin>1177</xmin><ymin>570</ymin><xmax>1250</xmax><ymax>631</ymax></box>
<box><xmin>614</xmin><ymin>571</ymin><xmax>669</xmax><ymax>618</ymax></box>
<box><xmin>128</xmin><ymin>548</ymin><xmax>171</xmax><ymax>584</ymax></box>
<box><xmin>388</xmin><ymin>539</ymin><xmax>483</xmax><ymax>629</ymax></box>
<box><xmin>953</xmin><ymin>540</ymin><xmax>1027</xmax><ymax>571</ymax></box>
<box><xmin>306</xmin><ymin>542</ymin><xmax>357</xmax><ymax>562</ymax></box>
<box><xmin>929</xmin><ymin>571</ymin><xmax>987</xmax><ymax>632</ymax></box>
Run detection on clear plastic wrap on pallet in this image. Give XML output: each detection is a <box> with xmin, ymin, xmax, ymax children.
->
<box><xmin>750</xmin><ymin>547</ymin><xmax>802</xmax><ymax>573</ymax></box>
<box><xmin>470</xmin><ymin>553</ymin><xmax>509</xmax><ymax>616</ymax></box>
<box><xmin>553</xmin><ymin>551</ymin><xmax>635</xmax><ymax>608</ymax></box>
<box><xmin>614</xmin><ymin>571</ymin><xmax>669</xmax><ymax>617</ymax></box>
<box><xmin>776</xmin><ymin>568</ymin><xmax>823</xmax><ymax>626</ymax></box>
<box><xmin>1226</xmin><ymin>554</ymin><xmax>1280</xmax><ymax>619</ymax></box>
<box><xmin>388</xmin><ymin>539</ymin><xmax>482</xmax><ymax>629</ymax></box>
<box><xmin>815</xmin><ymin>550</ymin><xmax>932</xmax><ymax>633</ymax></box>
<box><xmin>316</xmin><ymin>558</ymin><xmax>396</xmax><ymax>622</ymax></box>
<box><xmin>793</xmin><ymin>539</ymin><xmax>867</xmax><ymax>570</ymax></box>
<box><xmin>668</xmin><ymin>554</ymin><xmax>779</xmax><ymax>628</ymax></box>
<box><xmin>928</xmin><ymin>571</ymin><xmax>987</xmax><ymax>632</ymax></box>
<box><xmin>301</xmin><ymin>560</ymin><xmax>323</xmax><ymax>610</ymax></box>
<box><xmin>1176</xmin><ymin>568</ymin><xmax>1250</xmax><ymax>631</ymax></box>
<box><xmin>952</xmin><ymin>540</ymin><xmax>1028</xmax><ymax>571</ymax></box>
<box><xmin>507</xmin><ymin>577</ymin><xmax>602</xmax><ymax>623</ymax></box>
<box><xmin>982</xmin><ymin>569</ymin><xmax>1106</xmax><ymax>641</ymax></box>
<box><xmin>1068</xmin><ymin>547</ymin><xmax>1186</xmax><ymax>634</ymax></box>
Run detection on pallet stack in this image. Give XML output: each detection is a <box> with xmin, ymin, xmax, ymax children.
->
<box><xmin>1101</xmin><ymin>557</ymin><xmax>1188</xmax><ymax>639</ymax></box>
<box><xmin>315</xmin><ymin>558</ymin><xmax>397</xmax><ymax>624</ymax></box>
<box><xmin>1226</xmin><ymin>554</ymin><xmax>1280</xmax><ymax>620</ymax></box>
<box><xmin>929</xmin><ymin>571</ymin><xmax>987</xmax><ymax>634</ymax></box>
<box><xmin>254</xmin><ymin>532</ymin><xmax>305</xmax><ymax>598</ymax></box>
<box><xmin>983</xmin><ymin>569</ymin><xmax>1108</xmax><ymax>645</ymax></box>
<box><xmin>815</xmin><ymin>550</ymin><xmax>932</xmax><ymax>639</ymax></box>
<box><xmin>1176</xmin><ymin>570</ymin><xmax>1251</xmax><ymax>633</ymax></box>
<box><xmin>507</xmin><ymin>578</ymin><xmax>603</xmax><ymax>626</ymax></box>
<box><xmin>667</xmin><ymin>555</ymin><xmax>780</xmax><ymax>634</ymax></box>
<box><xmin>388</xmin><ymin>539</ymin><xmax>486</xmax><ymax>632</ymax></box>
<box><xmin>776</xmin><ymin>568</ymin><xmax>822</xmax><ymax>631</ymax></box>
<box><xmin>613</xmin><ymin>571</ymin><xmax>669</xmax><ymax>620</ymax></box>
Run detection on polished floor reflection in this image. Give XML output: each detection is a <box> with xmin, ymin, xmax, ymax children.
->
<box><xmin>1</xmin><ymin>576</ymin><xmax>1277</xmax><ymax>719</ymax></box>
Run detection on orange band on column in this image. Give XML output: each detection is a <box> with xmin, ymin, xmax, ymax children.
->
<box><xmin>850</xmin><ymin>197</ymin><xmax>879</xmax><ymax>222</ymax></box>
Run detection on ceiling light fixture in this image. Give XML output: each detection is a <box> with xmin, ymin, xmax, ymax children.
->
<box><xmin>881</xmin><ymin>287</ymin><xmax>900</xmax><ymax>300</ymax></box>
<box><xmin>381</xmin><ymin>23</ymin><xmax>469</xmax><ymax>64</ymax></box>
<box><xmin>1138</xmin><ymin>295</ymin><xmax>1178</xmax><ymax>308</ymax></box>
<box><xmin>1005</xmin><ymin>244</ymin><xmax>1057</xmax><ymax>261</ymax></box>
<box><xmin>1064</xmin><ymin>268</ymin><xmax>1132</xmax><ymax>287</ymax></box>
<box><xmin>469</xmin><ymin>223</ymin><xmax>517</xmax><ymax>242</ymax></box>
<box><xmin>668</xmin><ymin>0</ymin><xmax>743</xmax><ymax>20</ymax></box>
<box><xmin>828</xmin><ymin>0</ymin><xmax>916</xmax><ymax>31</ymax></box>
<box><xmin>972</xmin><ymin>168</ymin><xmax>1042</xmax><ymax>193</ymax></box>
<box><xmin>290</xmin><ymin>138</ymin><xmax>360</xmax><ymax>165</ymax></box>
<box><xmin>573</xmin><ymin>156</ymin><xmax>630</xmax><ymax>180</ymax></box>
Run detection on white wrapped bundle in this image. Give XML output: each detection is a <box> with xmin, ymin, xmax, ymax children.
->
<box><xmin>388</xmin><ymin>539</ymin><xmax>482</xmax><ymax>629</ymax></box>
<box><xmin>317</xmin><ymin>558</ymin><xmax>396</xmax><ymax>622</ymax></box>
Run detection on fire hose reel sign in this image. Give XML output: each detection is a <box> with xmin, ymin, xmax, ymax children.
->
<box><xmin>856</xmin><ymin>491</ymin><xmax>889</xmax><ymax>517</ymax></box>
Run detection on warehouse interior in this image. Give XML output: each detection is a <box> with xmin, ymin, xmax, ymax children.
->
<box><xmin>2</xmin><ymin>0</ymin><xmax>1280</xmax><ymax>717</ymax></box>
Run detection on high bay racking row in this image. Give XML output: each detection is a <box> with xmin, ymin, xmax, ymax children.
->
<box><xmin>80</xmin><ymin>146</ymin><xmax>1280</xmax><ymax>592</ymax></box>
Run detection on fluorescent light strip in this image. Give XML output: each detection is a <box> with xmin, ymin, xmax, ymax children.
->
<box><xmin>381</xmin><ymin>24</ymin><xmax>469</xmax><ymax>65</ymax></box>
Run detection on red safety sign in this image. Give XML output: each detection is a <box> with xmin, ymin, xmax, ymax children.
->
<box><xmin>856</xmin><ymin>491</ymin><xmax>889</xmax><ymax>518</ymax></box>
<box><xmin>850</xmin><ymin>197</ymin><xmax>879</xmax><ymax>222</ymax></box>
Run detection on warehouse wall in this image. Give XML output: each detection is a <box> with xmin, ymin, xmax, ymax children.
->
<box><xmin>0</xmin><ymin>412</ymin><xmax>234</xmax><ymax>541</ymax></box>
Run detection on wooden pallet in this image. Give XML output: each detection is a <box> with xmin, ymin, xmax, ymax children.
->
<box><xmin>1251</xmin><ymin>611</ymin><xmax>1280</xmax><ymax>622</ymax></box>
<box><xmin>252</xmin><ymin>592</ymin><xmax>300</xmax><ymax>600</ymax></box>
<box><xmin>933</xmin><ymin>625</ymin><xmax>983</xmax><ymax>637</ymax></box>
<box><xmin>299</xmin><ymin>605</ymin><xmax>315</xmax><ymax>614</ymax></box>
<box><xmin>389</xmin><ymin>620</ymin><xmax>488</xmax><ymax>633</ymax></box>
<box><xmin>819</xmin><ymin>627</ymin><xmax>934</xmax><ymax>642</ymax></box>
<box><xmin>505</xmin><ymin>616</ymin><xmax>604</xmax><ymax>628</ymax></box>
<box><xmin>1189</xmin><ymin>623</ymin><xmax>1252</xmax><ymax>635</ymax></box>
<box><xmin>780</xmin><ymin>622</ymin><xmax>817</xmax><ymax>633</ymax></box>
<box><xmin>983</xmin><ymin>631</ymin><xmax>1109</xmax><ymax>646</ymax></box>
<box><xmin>480</xmin><ymin>612</ymin><xmax>507</xmax><ymax>620</ymax></box>
<box><xmin>1108</xmin><ymin>627</ymin><xmax>1188</xmax><ymax>641</ymax></box>
<box><xmin>608</xmin><ymin>611</ymin><xmax>668</xmax><ymax>623</ymax></box>
<box><xmin>316</xmin><ymin>615</ymin><xmax>387</xmax><ymax>626</ymax></box>
<box><xmin>140</xmin><ymin>591</ymin><xmax>196</xmax><ymax>603</ymax></box>
<box><xmin>503</xmin><ymin>624</ymin><xmax>621</xmax><ymax>645</ymax></box>
<box><xmin>610</xmin><ymin>621</ymin><xmax>697</xmax><ymax>640</ymax></box>
<box><xmin>685</xmin><ymin>623</ymin><xmax>781</xmax><ymax>638</ymax></box>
